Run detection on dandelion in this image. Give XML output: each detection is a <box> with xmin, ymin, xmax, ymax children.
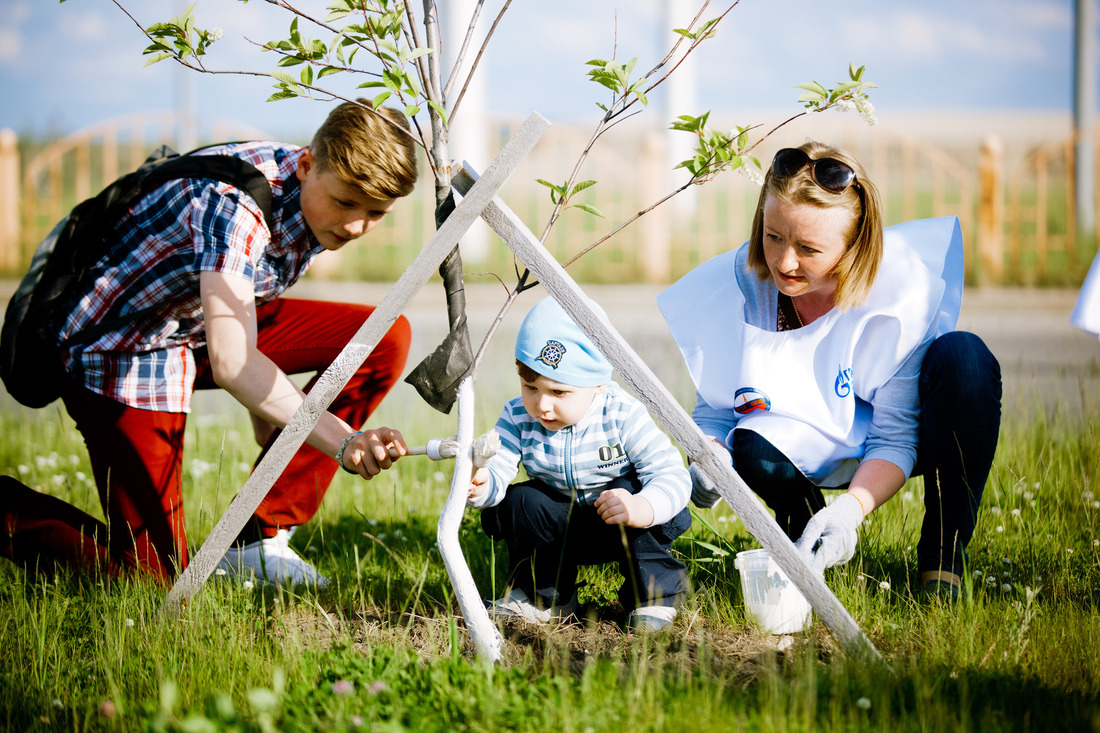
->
<box><xmin>972</xmin><ymin>570</ymin><xmax>982</xmax><ymax>579</ymax></box>
<box><xmin>17</xmin><ymin>464</ymin><xmax>28</xmax><ymax>475</ymax></box>
<box><xmin>1084</xmin><ymin>491</ymin><xmax>1095</xmax><ymax>501</ymax></box>
<box><xmin>69</xmin><ymin>454</ymin><xmax>80</xmax><ymax>465</ymax></box>
<box><xmin>985</xmin><ymin>576</ymin><xmax>997</xmax><ymax>586</ymax></box>
<box><xmin>215</xmin><ymin>568</ymin><xmax>227</xmax><ymax>576</ymax></box>
<box><xmin>878</xmin><ymin>581</ymin><xmax>890</xmax><ymax>591</ymax></box>
<box><xmin>352</xmin><ymin>715</ymin><xmax>364</xmax><ymax>726</ymax></box>
<box><xmin>369</xmin><ymin>519</ymin><xmax>378</xmax><ymax>527</ymax></box>
<box><xmin>35</xmin><ymin>456</ymin><xmax>48</xmax><ymax>469</ymax></box>
<box><xmin>1002</xmin><ymin>571</ymin><xmax>1011</xmax><ymax>578</ymax></box>
<box><xmin>52</xmin><ymin>699</ymin><xmax>62</xmax><ymax>709</ymax></box>
<box><xmin>996</xmin><ymin>525</ymin><xmax>1004</xmax><ymax>533</ymax></box>
<box><xmin>332</xmin><ymin>680</ymin><xmax>353</xmax><ymax>696</ymax></box>
<box><xmin>990</xmin><ymin>506</ymin><xmax>1002</xmax><ymax>514</ymax></box>
<box><xmin>1023</xmin><ymin>491</ymin><xmax>1034</xmax><ymax>501</ymax></box>
<box><xmin>856</xmin><ymin>697</ymin><xmax>872</xmax><ymax>710</ymax></box>
<box><xmin>1093</xmin><ymin>540</ymin><xmax>1099</xmax><ymax>548</ymax></box>
<box><xmin>1033</xmin><ymin>482</ymin><xmax>1040</xmax><ymax>489</ymax></box>
<box><xmin>125</xmin><ymin>618</ymin><xmax>135</xmax><ymax>627</ymax></box>
<box><xmin>950</xmin><ymin>670</ymin><xmax>958</xmax><ymax>679</ymax></box>
<box><xmin>75</xmin><ymin>471</ymin><xmax>87</xmax><ymax>482</ymax></box>
<box><xmin>51</xmin><ymin>475</ymin><xmax>65</xmax><ymax>486</ymax></box>
<box><xmin>1011</xmin><ymin>508</ymin><xmax>1020</xmax><ymax>517</ymax></box>
<box><xmin>1093</xmin><ymin>502</ymin><xmax>1099</xmax><ymax>510</ymax></box>
<box><xmin>367</xmin><ymin>680</ymin><xmax>388</xmax><ymax>695</ymax></box>
<box><xmin>243</xmin><ymin>580</ymin><xmax>254</xmax><ymax>590</ymax></box>
<box><xmin>1001</xmin><ymin>583</ymin><xmax>1012</xmax><ymax>592</ymax></box>
<box><xmin>1002</xmin><ymin>557</ymin><xmax>1011</xmax><ymax>564</ymax></box>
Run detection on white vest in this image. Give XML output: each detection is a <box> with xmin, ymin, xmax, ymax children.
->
<box><xmin>1072</xmin><ymin>250</ymin><xmax>1100</xmax><ymax>339</ymax></box>
<box><xmin>659</xmin><ymin>217</ymin><xmax>964</xmax><ymax>486</ymax></box>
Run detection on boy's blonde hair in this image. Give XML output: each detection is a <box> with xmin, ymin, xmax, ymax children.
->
<box><xmin>747</xmin><ymin>141</ymin><xmax>884</xmax><ymax>311</ymax></box>
<box><xmin>310</xmin><ymin>99</ymin><xmax>418</xmax><ymax>199</ymax></box>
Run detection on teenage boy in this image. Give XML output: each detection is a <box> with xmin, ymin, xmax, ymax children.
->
<box><xmin>468</xmin><ymin>297</ymin><xmax>692</xmax><ymax>631</ymax></box>
<box><xmin>0</xmin><ymin>100</ymin><xmax>416</xmax><ymax>587</ymax></box>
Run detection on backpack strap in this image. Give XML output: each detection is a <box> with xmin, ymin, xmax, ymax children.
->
<box><xmin>139</xmin><ymin>155</ymin><xmax>276</xmax><ymax>233</ymax></box>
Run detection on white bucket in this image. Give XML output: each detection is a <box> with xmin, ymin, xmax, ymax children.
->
<box><xmin>733</xmin><ymin>548</ymin><xmax>812</xmax><ymax>634</ymax></box>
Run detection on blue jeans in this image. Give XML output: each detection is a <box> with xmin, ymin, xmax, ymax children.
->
<box><xmin>481</xmin><ymin>472</ymin><xmax>691</xmax><ymax>609</ymax></box>
<box><xmin>732</xmin><ymin>331</ymin><xmax>1002</xmax><ymax>576</ymax></box>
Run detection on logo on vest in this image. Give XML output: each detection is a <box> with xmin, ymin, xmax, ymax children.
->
<box><xmin>834</xmin><ymin>365</ymin><xmax>853</xmax><ymax>398</ymax></box>
<box><xmin>536</xmin><ymin>339</ymin><xmax>567</xmax><ymax>369</ymax></box>
<box><xmin>734</xmin><ymin>387</ymin><xmax>771</xmax><ymax>414</ymax></box>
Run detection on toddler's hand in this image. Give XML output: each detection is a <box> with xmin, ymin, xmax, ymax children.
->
<box><xmin>594</xmin><ymin>488</ymin><xmax>654</xmax><ymax>528</ymax></box>
<box><xmin>467</xmin><ymin>466</ymin><xmax>490</xmax><ymax>503</ymax></box>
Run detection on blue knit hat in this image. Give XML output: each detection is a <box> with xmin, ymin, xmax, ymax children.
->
<box><xmin>515</xmin><ymin>297</ymin><xmax>613</xmax><ymax>387</ymax></box>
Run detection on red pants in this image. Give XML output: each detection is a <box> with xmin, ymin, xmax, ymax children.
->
<box><xmin>0</xmin><ymin>298</ymin><xmax>410</xmax><ymax>582</ymax></box>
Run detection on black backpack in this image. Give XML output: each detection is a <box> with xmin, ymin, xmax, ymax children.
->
<box><xmin>0</xmin><ymin>144</ymin><xmax>275</xmax><ymax>408</ymax></box>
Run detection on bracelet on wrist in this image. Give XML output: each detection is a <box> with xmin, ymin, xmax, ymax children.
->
<box><xmin>847</xmin><ymin>492</ymin><xmax>868</xmax><ymax>518</ymax></box>
<box><xmin>336</xmin><ymin>431</ymin><xmax>364</xmax><ymax>475</ymax></box>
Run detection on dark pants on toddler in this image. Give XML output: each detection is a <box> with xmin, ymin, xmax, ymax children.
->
<box><xmin>733</xmin><ymin>331</ymin><xmax>1002</xmax><ymax>577</ymax></box>
<box><xmin>480</xmin><ymin>472</ymin><xmax>692</xmax><ymax>610</ymax></box>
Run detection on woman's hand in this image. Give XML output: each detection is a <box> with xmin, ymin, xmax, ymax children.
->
<box><xmin>793</xmin><ymin>493</ymin><xmax>864</xmax><ymax>571</ymax></box>
<box><xmin>339</xmin><ymin>427</ymin><xmax>407</xmax><ymax>479</ymax></box>
<box><xmin>594</xmin><ymin>489</ymin><xmax>654</xmax><ymax>528</ymax></box>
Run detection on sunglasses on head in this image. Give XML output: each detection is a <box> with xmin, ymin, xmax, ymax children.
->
<box><xmin>770</xmin><ymin>148</ymin><xmax>858</xmax><ymax>194</ymax></box>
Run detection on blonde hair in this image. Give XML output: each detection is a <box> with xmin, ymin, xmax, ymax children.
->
<box><xmin>310</xmin><ymin>100</ymin><xmax>418</xmax><ymax>199</ymax></box>
<box><xmin>747</xmin><ymin>141</ymin><xmax>884</xmax><ymax>311</ymax></box>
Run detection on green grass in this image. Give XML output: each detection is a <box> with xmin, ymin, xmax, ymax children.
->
<box><xmin>1</xmin><ymin>377</ymin><xmax>1100</xmax><ymax>731</ymax></box>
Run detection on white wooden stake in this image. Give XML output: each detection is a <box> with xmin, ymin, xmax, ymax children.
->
<box><xmin>160</xmin><ymin>113</ymin><xmax>551</xmax><ymax>618</ymax></box>
<box><xmin>436</xmin><ymin>378</ymin><xmax>503</xmax><ymax>661</ymax></box>
<box><xmin>452</xmin><ymin>165</ymin><xmax>887</xmax><ymax>668</ymax></box>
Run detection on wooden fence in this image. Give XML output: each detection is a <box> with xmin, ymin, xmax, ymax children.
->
<box><xmin>1</xmin><ymin>112</ymin><xmax>1097</xmax><ymax>286</ymax></box>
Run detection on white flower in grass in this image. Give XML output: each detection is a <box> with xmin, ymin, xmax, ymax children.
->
<box><xmin>243</xmin><ymin>580</ymin><xmax>254</xmax><ymax>590</ymax></box>
<box><xmin>985</xmin><ymin>576</ymin><xmax>997</xmax><ymax>586</ymax></box>
<box><xmin>215</xmin><ymin>568</ymin><xmax>227</xmax><ymax>576</ymax></box>
<box><xmin>996</xmin><ymin>525</ymin><xmax>1004</xmax><ymax>533</ymax></box>
<box><xmin>51</xmin><ymin>475</ymin><xmax>65</xmax><ymax>486</ymax></box>
<box><xmin>75</xmin><ymin>472</ymin><xmax>87</xmax><ymax>482</ymax></box>
<box><xmin>52</xmin><ymin>699</ymin><xmax>62</xmax><ymax>709</ymax></box>
<box><xmin>1002</xmin><ymin>557</ymin><xmax>1011</xmax><ymax>564</ymax></box>
<box><xmin>1067</xmin><ymin>548</ymin><xmax>1074</xmax><ymax>555</ymax></box>
<box><xmin>718</xmin><ymin>516</ymin><xmax>729</xmax><ymax>523</ymax></box>
<box><xmin>35</xmin><ymin>456</ymin><xmax>48</xmax><ymax>469</ymax></box>
<box><xmin>1093</xmin><ymin>502</ymin><xmax>1099</xmax><ymax>510</ymax></box>
<box><xmin>1001</xmin><ymin>583</ymin><xmax>1012</xmax><ymax>592</ymax></box>
<box><xmin>1002</xmin><ymin>571</ymin><xmax>1011</xmax><ymax>578</ymax></box>
<box><xmin>433</xmin><ymin>471</ymin><xmax>447</xmax><ymax>483</ymax></box>
<box><xmin>973</xmin><ymin>570</ymin><xmax>982</xmax><ymax>579</ymax></box>
<box><xmin>1011</xmin><ymin>508</ymin><xmax>1020</xmax><ymax>517</ymax></box>
<box><xmin>125</xmin><ymin>618</ymin><xmax>135</xmax><ymax>627</ymax></box>
<box><xmin>1023</xmin><ymin>491</ymin><xmax>1034</xmax><ymax>501</ymax></box>
<box><xmin>1093</xmin><ymin>540</ymin><xmax>1099</xmax><ymax>548</ymax></box>
<box><xmin>1084</xmin><ymin>491</ymin><xmax>1095</xmax><ymax>501</ymax></box>
<box><xmin>17</xmin><ymin>465</ymin><xmax>28</xmax><ymax>475</ymax></box>
<box><xmin>902</xmin><ymin>490</ymin><xmax>914</xmax><ymax>501</ymax></box>
<box><xmin>949</xmin><ymin>671</ymin><xmax>958</xmax><ymax>679</ymax></box>
<box><xmin>990</xmin><ymin>506</ymin><xmax>1002</xmax><ymax>514</ymax></box>
<box><xmin>369</xmin><ymin>519</ymin><xmax>378</xmax><ymax>527</ymax></box>
<box><xmin>857</xmin><ymin>697</ymin><xmax>872</xmax><ymax>710</ymax></box>
<box><xmin>1033</xmin><ymin>482</ymin><xmax>1040</xmax><ymax>489</ymax></box>
<box><xmin>878</xmin><ymin>581</ymin><xmax>890</xmax><ymax>590</ymax></box>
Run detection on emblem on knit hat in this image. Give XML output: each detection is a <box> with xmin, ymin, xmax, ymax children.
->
<box><xmin>536</xmin><ymin>339</ymin><xmax>567</xmax><ymax>369</ymax></box>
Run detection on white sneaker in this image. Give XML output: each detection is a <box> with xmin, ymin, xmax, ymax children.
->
<box><xmin>487</xmin><ymin>588</ymin><xmax>577</xmax><ymax>624</ymax></box>
<box><xmin>216</xmin><ymin>528</ymin><xmax>330</xmax><ymax>589</ymax></box>
<box><xmin>627</xmin><ymin>605</ymin><xmax>677</xmax><ymax>632</ymax></box>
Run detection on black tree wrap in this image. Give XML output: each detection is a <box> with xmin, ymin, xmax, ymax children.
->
<box><xmin>403</xmin><ymin>191</ymin><xmax>475</xmax><ymax>413</ymax></box>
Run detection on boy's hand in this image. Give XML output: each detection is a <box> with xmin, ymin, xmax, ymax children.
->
<box><xmin>345</xmin><ymin>427</ymin><xmax>407</xmax><ymax>479</ymax></box>
<box><xmin>468</xmin><ymin>467</ymin><xmax>490</xmax><ymax>502</ymax></box>
<box><xmin>594</xmin><ymin>488</ymin><xmax>654</xmax><ymax>528</ymax></box>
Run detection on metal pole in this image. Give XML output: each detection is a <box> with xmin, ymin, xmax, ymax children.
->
<box><xmin>1074</xmin><ymin>0</ymin><xmax>1097</xmax><ymax>236</ymax></box>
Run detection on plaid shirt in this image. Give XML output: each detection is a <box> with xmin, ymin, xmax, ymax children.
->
<box><xmin>56</xmin><ymin>142</ymin><xmax>323</xmax><ymax>412</ymax></box>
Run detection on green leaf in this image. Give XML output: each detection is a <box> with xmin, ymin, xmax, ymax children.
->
<box><xmin>585</xmin><ymin>58</ymin><xmax>609</xmax><ymax>67</ymax></box>
<box><xmin>404</xmin><ymin>104</ymin><xmax>420</xmax><ymax>117</ymax></box>
<box><xmin>794</xmin><ymin>81</ymin><xmax>828</xmax><ymax>97</ymax></box>
<box><xmin>692</xmin><ymin>541</ymin><xmax>729</xmax><ymax>557</ymax></box>
<box><xmin>318</xmin><ymin>65</ymin><xmax>343</xmax><ymax>79</ymax></box>
<box><xmin>427</xmin><ymin>100</ymin><xmax>449</xmax><ymax>126</ymax></box>
<box><xmin>570</xmin><ymin>203</ymin><xmax>605</xmax><ymax>218</ymax></box>
<box><xmin>570</xmin><ymin>180</ymin><xmax>597</xmax><ymax>194</ymax></box>
<box><xmin>277</xmin><ymin>54</ymin><xmax>305</xmax><ymax>67</ymax></box>
<box><xmin>266</xmin><ymin>89</ymin><xmax>298</xmax><ymax>102</ymax></box>
<box><xmin>143</xmin><ymin>52</ymin><xmax>173</xmax><ymax>66</ymax></box>
<box><xmin>797</xmin><ymin>91</ymin><xmax>825</xmax><ymax>104</ymax></box>
<box><xmin>300</xmin><ymin>65</ymin><xmax>313</xmax><ymax>85</ymax></box>
<box><xmin>371</xmin><ymin>91</ymin><xmax>393</xmax><ymax>108</ymax></box>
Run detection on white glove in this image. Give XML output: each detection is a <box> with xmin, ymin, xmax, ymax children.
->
<box><xmin>794</xmin><ymin>493</ymin><xmax>865</xmax><ymax>572</ymax></box>
<box><xmin>689</xmin><ymin>463</ymin><xmax>723</xmax><ymax>509</ymax></box>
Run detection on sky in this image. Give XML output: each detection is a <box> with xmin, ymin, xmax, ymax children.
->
<box><xmin>0</xmin><ymin>0</ymin><xmax>1093</xmax><ymax>143</ymax></box>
